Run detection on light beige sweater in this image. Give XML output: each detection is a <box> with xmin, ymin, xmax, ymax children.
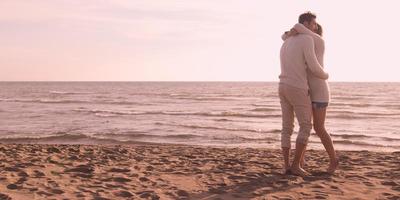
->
<box><xmin>293</xmin><ymin>23</ymin><xmax>330</xmax><ymax>102</ymax></box>
<box><xmin>279</xmin><ymin>34</ymin><xmax>329</xmax><ymax>91</ymax></box>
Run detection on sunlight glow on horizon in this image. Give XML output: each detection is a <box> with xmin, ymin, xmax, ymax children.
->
<box><xmin>1</xmin><ymin>0</ymin><xmax>399</xmax><ymax>82</ymax></box>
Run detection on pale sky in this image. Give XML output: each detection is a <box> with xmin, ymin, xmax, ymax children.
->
<box><xmin>1</xmin><ymin>0</ymin><xmax>399</xmax><ymax>82</ymax></box>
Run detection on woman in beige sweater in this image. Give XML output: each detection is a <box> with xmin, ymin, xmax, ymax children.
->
<box><xmin>282</xmin><ymin>23</ymin><xmax>338</xmax><ymax>174</ymax></box>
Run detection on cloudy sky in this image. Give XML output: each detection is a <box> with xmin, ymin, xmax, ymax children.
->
<box><xmin>1</xmin><ymin>0</ymin><xmax>399</xmax><ymax>81</ymax></box>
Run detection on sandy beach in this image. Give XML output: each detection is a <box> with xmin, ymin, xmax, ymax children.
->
<box><xmin>0</xmin><ymin>143</ymin><xmax>399</xmax><ymax>200</ymax></box>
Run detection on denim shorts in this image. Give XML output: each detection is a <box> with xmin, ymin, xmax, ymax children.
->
<box><xmin>312</xmin><ymin>102</ymin><xmax>329</xmax><ymax>109</ymax></box>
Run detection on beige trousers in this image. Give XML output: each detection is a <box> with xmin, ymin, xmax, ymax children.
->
<box><xmin>278</xmin><ymin>83</ymin><xmax>312</xmax><ymax>149</ymax></box>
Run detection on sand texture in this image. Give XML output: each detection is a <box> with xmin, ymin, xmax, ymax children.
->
<box><xmin>0</xmin><ymin>144</ymin><xmax>399</xmax><ymax>200</ymax></box>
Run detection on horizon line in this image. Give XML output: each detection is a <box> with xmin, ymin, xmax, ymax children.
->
<box><xmin>1</xmin><ymin>80</ymin><xmax>399</xmax><ymax>83</ymax></box>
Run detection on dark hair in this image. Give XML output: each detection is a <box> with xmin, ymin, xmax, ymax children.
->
<box><xmin>316</xmin><ymin>23</ymin><xmax>323</xmax><ymax>36</ymax></box>
<box><xmin>298</xmin><ymin>12</ymin><xmax>316</xmax><ymax>24</ymax></box>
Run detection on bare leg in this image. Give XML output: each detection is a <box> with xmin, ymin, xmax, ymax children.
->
<box><xmin>300</xmin><ymin>148</ymin><xmax>306</xmax><ymax>168</ymax></box>
<box><xmin>282</xmin><ymin>147</ymin><xmax>291</xmax><ymax>173</ymax></box>
<box><xmin>279</xmin><ymin>85</ymin><xmax>294</xmax><ymax>174</ymax></box>
<box><xmin>290</xmin><ymin>141</ymin><xmax>309</xmax><ymax>177</ymax></box>
<box><xmin>290</xmin><ymin>102</ymin><xmax>312</xmax><ymax>177</ymax></box>
<box><xmin>313</xmin><ymin>107</ymin><xmax>339</xmax><ymax>174</ymax></box>
<box><xmin>279</xmin><ymin>84</ymin><xmax>311</xmax><ymax>176</ymax></box>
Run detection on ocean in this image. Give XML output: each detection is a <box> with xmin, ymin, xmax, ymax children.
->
<box><xmin>0</xmin><ymin>82</ymin><xmax>399</xmax><ymax>152</ymax></box>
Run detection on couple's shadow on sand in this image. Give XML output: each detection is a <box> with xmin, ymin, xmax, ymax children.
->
<box><xmin>191</xmin><ymin>170</ymin><xmax>335</xmax><ymax>199</ymax></box>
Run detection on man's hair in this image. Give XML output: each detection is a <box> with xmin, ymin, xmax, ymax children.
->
<box><xmin>298</xmin><ymin>12</ymin><xmax>316</xmax><ymax>24</ymax></box>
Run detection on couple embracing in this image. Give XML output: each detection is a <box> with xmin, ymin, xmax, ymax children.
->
<box><xmin>278</xmin><ymin>12</ymin><xmax>339</xmax><ymax>176</ymax></box>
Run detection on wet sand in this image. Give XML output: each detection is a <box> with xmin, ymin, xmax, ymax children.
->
<box><xmin>0</xmin><ymin>143</ymin><xmax>399</xmax><ymax>199</ymax></box>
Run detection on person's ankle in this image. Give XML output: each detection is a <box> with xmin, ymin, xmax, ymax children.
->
<box><xmin>300</xmin><ymin>159</ymin><xmax>305</xmax><ymax>167</ymax></box>
<box><xmin>291</xmin><ymin>163</ymin><xmax>301</xmax><ymax>169</ymax></box>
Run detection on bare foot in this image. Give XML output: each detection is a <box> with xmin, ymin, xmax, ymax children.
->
<box><xmin>327</xmin><ymin>158</ymin><xmax>339</xmax><ymax>174</ymax></box>
<box><xmin>283</xmin><ymin>165</ymin><xmax>291</xmax><ymax>175</ymax></box>
<box><xmin>300</xmin><ymin>158</ymin><xmax>306</xmax><ymax>168</ymax></box>
<box><xmin>290</xmin><ymin>166</ymin><xmax>309</xmax><ymax>177</ymax></box>
<box><xmin>283</xmin><ymin>168</ymin><xmax>291</xmax><ymax>175</ymax></box>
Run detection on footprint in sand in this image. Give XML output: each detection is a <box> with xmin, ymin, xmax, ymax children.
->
<box><xmin>6</xmin><ymin>184</ymin><xmax>19</xmax><ymax>190</ymax></box>
<box><xmin>311</xmin><ymin>183</ymin><xmax>326</xmax><ymax>189</ymax></box>
<box><xmin>68</xmin><ymin>147</ymin><xmax>80</xmax><ymax>153</ymax></box>
<box><xmin>33</xmin><ymin>170</ymin><xmax>45</xmax><ymax>177</ymax></box>
<box><xmin>49</xmin><ymin>188</ymin><xmax>65</xmax><ymax>195</ymax></box>
<box><xmin>28</xmin><ymin>187</ymin><xmax>39</xmax><ymax>192</ymax></box>
<box><xmin>108</xmin><ymin>168</ymin><xmax>131</xmax><ymax>173</ymax></box>
<box><xmin>65</xmin><ymin>164</ymin><xmax>94</xmax><ymax>174</ymax></box>
<box><xmin>113</xmin><ymin>177</ymin><xmax>131</xmax><ymax>183</ymax></box>
<box><xmin>136</xmin><ymin>190</ymin><xmax>160</xmax><ymax>200</ymax></box>
<box><xmin>68</xmin><ymin>155</ymin><xmax>79</xmax><ymax>160</ymax></box>
<box><xmin>4</xmin><ymin>166</ymin><xmax>21</xmax><ymax>172</ymax></box>
<box><xmin>330</xmin><ymin>185</ymin><xmax>340</xmax><ymax>190</ymax></box>
<box><xmin>139</xmin><ymin>177</ymin><xmax>150</xmax><ymax>182</ymax></box>
<box><xmin>113</xmin><ymin>190</ymin><xmax>133</xmax><ymax>197</ymax></box>
<box><xmin>363</xmin><ymin>181</ymin><xmax>375</xmax><ymax>187</ymax></box>
<box><xmin>146</xmin><ymin>165</ymin><xmax>154</xmax><ymax>171</ymax></box>
<box><xmin>47</xmin><ymin>147</ymin><xmax>61</xmax><ymax>153</ymax></box>
<box><xmin>16</xmin><ymin>177</ymin><xmax>27</xmax><ymax>184</ymax></box>
<box><xmin>176</xmin><ymin>189</ymin><xmax>189</xmax><ymax>197</ymax></box>
<box><xmin>37</xmin><ymin>190</ymin><xmax>54</xmax><ymax>197</ymax></box>
<box><xmin>92</xmin><ymin>195</ymin><xmax>111</xmax><ymax>200</ymax></box>
<box><xmin>314</xmin><ymin>194</ymin><xmax>329</xmax><ymax>199</ymax></box>
<box><xmin>75</xmin><ymin>192</ymin><xmax>85</xmax><ymax>198</ymax></box>
<box><xmin>381</xmin><ymin>180</ymin><xmax>398</xmax><ymax>186</ymax></box>
<box><xmin>73</xmin><ymin>173</ymin><xmax>93</xmax><ymax>178</ymax></box>
<box><xmin>17</xmin><ymin>171</ymin><xmax>29</xmax><ymax>177</ymax></box>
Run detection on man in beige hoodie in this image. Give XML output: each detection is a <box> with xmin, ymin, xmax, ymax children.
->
<box><xmin>279</xmin><ymin>12</ymin><xmax>329</xmax><ymax>176</ymax></box>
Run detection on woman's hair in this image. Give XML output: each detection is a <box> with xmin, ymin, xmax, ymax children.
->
<box><xmin>315</xmin><ymin>23</ymin><xmax>323</xmax><ymax>36</ymax></box>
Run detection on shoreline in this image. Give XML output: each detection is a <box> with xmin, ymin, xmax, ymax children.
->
<box><xmin>0</xmin><ymin>139</ymin><xmax>398</xmax><ymax>153</ymax></box>
<box><xmin>0</xmin><ymin>143</ymin><xmax>399</xmax><ymax>199</ymax></box>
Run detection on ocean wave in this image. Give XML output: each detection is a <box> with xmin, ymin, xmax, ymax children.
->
<box><xmin>0</xmin><ymin>133</ymin><xmax>90</xmax><ymax>142</ymax></box>
<box><xmin>75</xmin><ymin>109</ymin><xmax>281</xmax><ymax>119</ymax></box>
<box><xmin>49</xmin><ymin>91</ymin><xmax>91</xmax><ymax>95</ymax></box>
<box><xmin>96</xmin><ymin>100</ymin><xmax>153</xmax><ymax>106</ymax></box>
<box><xmin>128</xmin><ymin>92</ymin><xmax>228</xmax><ymax>100</ymax></box>
<box><xmin>331</xmin><ymin>133</ymin><xmax>400</xmax><ymax>142</ymax></box>
<box><xmin>330</xmin><ymin>103</ymin><xmax>372</xmax><ymax>108</ymax></box>
<box><xmin>213</xmin><ymin>118</ymin><xmax>233</xmax><ymax>122</ymax></box>
<box><xmin>329</xmin><ymin>110</ymin><xmax>400</xmax><ymax>116</ymax></box>
<box><xmin>332</xmin><ymin>139</ymin><xmax>400</xmax><ymax>148</ymax></box>
<box><xmin>129</xmin><ymin>92</ymin><xmax>182</xmax><ymax>97</ymax></box>
<box><xmin>0</xmin><ymin>132</ymin><xmax>204</xmax><ymax>144</ymax></box>
<box><xmin>0</xmin><ymin>131</ymin><xmax>279</xmax><ymax>143</ymax></box>
<box><xmin>328</xmin><ymin>112</ymin><xmax>400</xmax><ymax>119</ymax></box>
<box><xmin>0</xmin><ymin>98</ymin><xmax>153</xmax><ymax>106</ymax></box>
<box><xmin>0</xmin><ymin>132</ymin><xmax>397</xmax><ymax>149</ymax></box>
<box><xmin>334</xmin><ymin>96</ymin><xmax>365</xmax><ymax>101</ymax></box>
<box><xmin>74</xmin><ymin>109</ymin><xmax>138</xmax><ymax>116</ymax></box>
<box><xmin>154</xmin><ymin>122</ymin><xmax>281</xmax><ymax>134</ymax></box>
<box><xmin>0</xmin><ymin>99</ymin><xmax>91</xmax><ymax>104</ymax></box>
<box><xmin>251</xmin><ymin>104</ymin><xmax>274</xmax><ymax>107</ymax></box>
<box><xmin>328</xmin><ymin>114</ymin><xmax>376</xmax><ymax>120</ymax></box>
<box><xmin>0</xmin><ymin>133</ymin><xmax>123</xmax><ymax>144</ymax></box>
<box><xmin>128</xmin><ymin>92</ymin><xmax>254</xmax><ymax>100</ymax></box>
<box><xmin>173</xmin><ymin>96</ymin><xmax>240</xmax><ymax>101</ymax></box>
<box><xmin>93</xmin><ymin>132</ymin><xmax>203</xmax><ymax>139</ymax></box>
<box><xmin>250</xmin><ymin>108</ymin><xmax>279</xmax><ymax>112</ymax></box>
